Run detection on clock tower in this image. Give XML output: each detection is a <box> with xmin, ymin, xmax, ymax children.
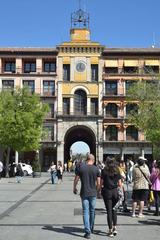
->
<box><xmin>56</xmin><ymin>6</ymin><xmax>104</xmax><ymax>165</ymax></box>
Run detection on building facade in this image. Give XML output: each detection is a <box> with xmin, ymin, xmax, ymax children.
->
<box><xmin>0</xmin><ymin>8</ymin><xmax>159</xmax><ymax>169</ymax></box>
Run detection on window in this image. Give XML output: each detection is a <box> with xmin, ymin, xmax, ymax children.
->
<box><xmin>63</xmin><ymin>98</ymin><xmax>70</xmax><ymax>115</ymax></box>
<box><xmin>105</xmin><ymin>67</ymin><xmax>118</xmax><ymax>74</ymax></box>
<box><xmin>24</xmin><ymin>62</ymin><xmax>36</xmax><ymax>73</ymax></box>
<box><xmin>74</xmin><ymin>89</ymin><xmax>87</xmax><ymax>115</ymax></box>
<box><xmin>106</xmin><ymin>126</ymin><xmax>118</xmax><ymax>141</ymax></box>
<box><xmin>144</xmin><ymin>66</ymin><xmax>159</xmax><ymax>74</ymax></box>
<box><xmin>48</xmin><ymin>104</ymin><xmax>55</xmax><ymax>118</ymax></box>
<box><xmin>126</xmin><ymin>126</ymin><xmax>138</xmax><ymax>141</ymax></box>
<box><xmin>123</xmin><ymin>66</ymin><xmax>138</xmax><ymax>74</ymax></box>
<box><xmin>63</xmin><ymin>64</ymin><xmax>70</xmax><ymax>81</ymax></box>
<box><xmin>105</xmin><ymin>81</ymin><xmax>117</xmax><ymax>95</ymax></box>
<box><xmin>125</xmin><ymin>80</ymin><xmax>136</xmax><ymax>93</ymax></box>
<box><xmin>4</xmin><ymin>61</ymin><xmax>15</xmax><ymax>73</ymax></box>
<box><xmin>23</xmin><ymin>80</ymin><xmax>35</xmax><ymax>93</ymax></box>
<box><xmin>126</xmin><ymin>104</ymin><xmax>138</xmax><ymax>117</ymax></box>
<box><xmin>91</xmin><ymin>64</ymin><xmax>98</xmax><ymax>81</ymax></box>
<box><xmin>44</xmin><ymin>62</ymin><xmax>56</xmax><ymax>72</ymax></box>
<box><xmin>91</xmin><ymin>98</ymin><xmax>98</xmax><ymax>115</ymax></box>
<box><xmin>44</xmin><ymin>126</ymin><xmax>54</xmax><ymax>141</ymax></box>
<box><xmin>105</xmin><ymin>103</ymin><xmax>117</xmax><ymax>118</ymax></box>
<box><xmin>2</xmin><ymin>80</ymin><xmax>14</xmax><ymax>90</ymax></box>
<box><xmin>43</xmin><ymin>81</ymin><xmax>55</xmax><ymax>96</ymax></box>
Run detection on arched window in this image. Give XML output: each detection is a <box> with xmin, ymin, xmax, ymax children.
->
<box><xmin>74</xmin><ymin>89</ymin><xmax>87</xmax><ymax>115</ymax></box>
<box><xmin>106</xmin><ymin>125</ymin><xmax>118</xmax><ymax>141</ymax></box>
<box><xmin>105</xmin><ymin>103</ymin><xmax>117</xmax><ymax>118</ymax></box>
<box><xmin>126</xmin><ymin>126</ymin><xmax>138</xmax><ymax>141</ymax></box>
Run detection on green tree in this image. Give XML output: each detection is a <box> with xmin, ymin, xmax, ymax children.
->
<box><xmin>0</xmin><ymin>87</ymin><xmax>49</xmax><ymax>177</ymax></box>
<box><xmin>127</xmin><ymin>80</ymin><xmax>160</xmax><ymax>158</ymax></box>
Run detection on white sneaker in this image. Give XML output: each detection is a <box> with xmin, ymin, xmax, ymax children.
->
<box><xmin>138</xmin><ymin>214</ymin><xmax>145</xmax><ymax>218</ymax></box>
<box><xmin>132</xmin><ymin>213</ymin><xmax>136</xmax><ymax>217</ymax></box>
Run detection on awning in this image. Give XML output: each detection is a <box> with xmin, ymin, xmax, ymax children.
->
<box><xmin>124</xmin><ymin>60</ymin><xmax>139</xmax><ymax>67</ymax></box>
<box><xmin>145</xmin><ymin>60</ymin><xmax>159</xmax><ymax>66</ymax></box>
<box><xmin>105</xmin><ymin>60</ymin><xmax>118</xmax><ymax>67</ymax></box>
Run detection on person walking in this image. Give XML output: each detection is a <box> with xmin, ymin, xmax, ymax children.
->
<box><xmin>73</xmin><ymin>154</ymin><xmax>100</xmax><ymax>239</ymax></box>
<box><xmin>101</xmin><ymin>157</ymin><xmax>122</xmax><ymax>237</ymax></box>
<box><xmin>126</xmin><ymin>159</ymin><xmax>134</xmax><ymax>183</ymax></box>
<box><xmin>118</xmin><ymin>160</ymin><xmax>129</xmax><ymax>212</ymax></box>
<box><xmin>0</xmin><ymin>160</ymin><xmax>3</xmax><ymax>179</ymax></box>
<box><xmin>132</xmin><ymin>156</ymin><xmax>150</xmax><ymax>218</ymax></box>
<box><xmin>48</xmin><ymin>162</ymin><xmax>57</xmax><ymax>184</ymax></box>
<box><xmin>15</xmin><ymin>163</ymin><xmax>24</xmax><ymax>183</ymax></box>
<box><xmin>150</xmin><ymin>160</ymin><xmax>160</xmax><ymax>216</ymax></box>
<box><xmin>57</xmin><ymin>161</ymin><xmax>63</xmax><ymax>184</ymax></box>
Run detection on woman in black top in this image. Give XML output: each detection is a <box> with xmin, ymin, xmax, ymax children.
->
<box><xmin>101</xmin><ymin>157</ymin><xmax>122</xmax><ymax>237</ymax></box>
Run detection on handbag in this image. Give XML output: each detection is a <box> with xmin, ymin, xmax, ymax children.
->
<box><xmin>149</xmin><ymin>190</ymin><xmax>154</xmax><ymax>203</ymax></box>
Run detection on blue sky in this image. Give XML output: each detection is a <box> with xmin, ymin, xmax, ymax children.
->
<box><xmin>0</xmin><ymin>0</ymin><xmax>160</xmax><ymax>48</ymax></box>
<box><xmin>71</xmin><ymin>141</ymin><xmax>90</xmax><ymax>154</ymax></box>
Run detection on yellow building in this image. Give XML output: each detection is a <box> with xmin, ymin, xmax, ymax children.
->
<box><xmin>0</xmin><ymin>8</ymin><xmax>159</xmax><ymax>169</ymax></box>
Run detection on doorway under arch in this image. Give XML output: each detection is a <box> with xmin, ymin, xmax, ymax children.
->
<box><xmin>64</xmin><ymin>125</ymin><xmax>96</xmax><ymax>164</ymax></box>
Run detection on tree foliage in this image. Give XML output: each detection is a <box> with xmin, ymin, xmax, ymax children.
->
<box><xmin>127</xmin><ymin>80</ymin><xmax>160</xmax><ymax>157</ymax></box>
<box><xmin>0</xmin><ymin>87</ymin><xmax>49</xmax><ymax>175</ymax></box>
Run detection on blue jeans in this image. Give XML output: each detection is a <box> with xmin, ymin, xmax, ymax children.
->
<box><xmin>81</xmin><ymin>196</ymin><xmax>96</xmax><ymax>234</ymax></box>
<box><xmin>51</xmin><ymin>171</ymin><xmax>56</xmax><ymax>184</ymax></box>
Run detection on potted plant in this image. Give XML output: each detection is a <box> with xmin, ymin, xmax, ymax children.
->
<box><xmin>32</xmin><ymin>152</ymin><xmax>41</xmax><ymax>178</ymax></box>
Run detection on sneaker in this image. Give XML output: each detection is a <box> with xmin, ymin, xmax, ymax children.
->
<box><xmin>84</xmin><ymin>233</ymin><xmax>91</xmax><ymax>239</ymax></box>
<box><xmin>107</xmin><ymin>232</ymin><xmax>114</xmax><ymax>238</ymax></box>
<box><xmin>112</xmin><ymin>228</ymin><xmax>117</xmax><ymax>236</ymax></box>
<box><xmin>137</xmin><ymin>213</ymin><xmax>145</xmax><ymax>218</ymax></box>
<box><xmin>131</xmin><ymin>213</ymin><xmax>136</xmax><ymax>218</ymax></box>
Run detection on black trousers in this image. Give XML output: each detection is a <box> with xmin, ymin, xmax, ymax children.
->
<box><xmin>153</xmin><ymin>190</ymin><xmax>160</xmax><ymax>214</ymax></box>
<box><xmin>102</xmin><ymin>188</ymin><xmax>118</xmax><ymax>229</ymax></box>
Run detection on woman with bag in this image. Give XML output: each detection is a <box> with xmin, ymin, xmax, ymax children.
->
<box><xmin>150</xmin><ymin>160</ymin><xmax>160</xmax><ymax>216</ymax></box>
<box><xmin>101</xmin><ymin>157</ymin><xmax>122</xmax><ymax>237</ymax></box>
<box><xmin>132</xmin><ymin>156</ymin><xmax>150</xmax><ymax>218</ymax></box>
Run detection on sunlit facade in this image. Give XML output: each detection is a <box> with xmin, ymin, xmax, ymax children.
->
<box><xmin>0</xmin><ymin>8</ymin><xmax>160</xmax><ymax>169</ymax></box>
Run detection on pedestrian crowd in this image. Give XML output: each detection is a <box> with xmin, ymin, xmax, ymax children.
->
<box><xmin>73</xmin><ymin>154</ymin><xmax>160</xmax><ymax>239</ymax></box>
<box><xmin>0</xmin><ymin>155</ymin><xmax>160</xmax><ymax>239</ymax></box>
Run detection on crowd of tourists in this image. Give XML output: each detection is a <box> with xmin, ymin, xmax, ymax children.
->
<box><xmin>73</xmin><ymin>154</ymin><xmax>160</xmax><ymax>239</ymax></box>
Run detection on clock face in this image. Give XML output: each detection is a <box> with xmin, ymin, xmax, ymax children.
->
<box><xmin>76</xmin><ymin>62</ymin><xmax>86</xmax><ymax>72</ymax></box>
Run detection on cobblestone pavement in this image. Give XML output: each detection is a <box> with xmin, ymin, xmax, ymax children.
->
<box><xmin>0</xmin><ymin>173</ymin><xmax>159</xmax><ymax>240</ymax></box>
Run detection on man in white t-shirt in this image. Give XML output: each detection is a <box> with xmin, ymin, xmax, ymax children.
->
<box><xmin>0</xmin><ymin>161</ymin><xmax>3</xmax><ymax>179</ymax></box>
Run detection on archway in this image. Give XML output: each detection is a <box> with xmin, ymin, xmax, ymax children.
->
<box><xmin>64</xmin><ymin>125</ymin><xmax>96</xmax><ymax>164</ymax></box>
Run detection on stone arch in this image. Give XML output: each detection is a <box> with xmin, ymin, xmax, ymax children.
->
<box><xmin>64</xmin><ymin>125</ymin><xmax>96</xmax><ymax>164</ymax></box>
